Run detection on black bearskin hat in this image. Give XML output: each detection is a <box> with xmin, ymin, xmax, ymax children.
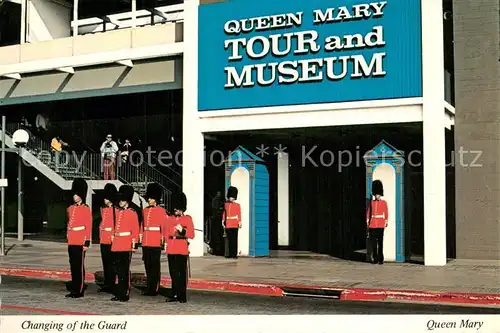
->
<box><xmin>103</xmin><ymin>183</ymin><xmax>117</xmax><ymax>203</ymax></box>
<box><xmin>372</xmin><ymin>180</ymin><xmax>384</xmax><ymax>196</ymax></box>
<box><xmin>227</xmin><ymin>186</ymin><xmax>238</xmax><ymax>200</ymax></box>
<box><xmin>117</xmin><ymin>185</ymin><xmax>134</xmax><ymax>203</ymax></box>
<box><xmin>172</xmin><ymin>192</ymin><xmax>187</xmax><ymax>212</ymax></box>
<box><xmin>145</xmin><ymin>183</ymin><xmax>162</xmax><ymax>202</ymax></box>
<box><xmin>71</xmin><ymin>178</ymin><xmax>88</xmax><ymax>203</ymax></box>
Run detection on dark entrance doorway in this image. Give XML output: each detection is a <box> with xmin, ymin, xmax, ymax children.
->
<box><xmin>204</xmin><ymin>123</ymin><xmax>433</xmax><ymax>261</ymax></box>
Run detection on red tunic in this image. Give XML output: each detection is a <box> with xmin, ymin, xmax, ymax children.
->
<box><xmin>222</xmin><ymin>202</ymin><xmax>241</xmax><ymax>229</ymax></box>
<box><xmin>140</xmin><ymin>206</ymin><xmax>168</xmax><ymax>247</ymax></box>
<box><xmin>164</xmin><ymin>215</ymin><xmax>195</xmax><ymax>255</ymax></box>
<box><xmin>99</xmin><ymin>207</ymin><xmax>116</xmax><ymax>245</ymax></box>
<box><xmin>111</xmin><ymin>208</ymin><xmax>140</xmax><ymax>252</ymax></box>
<box><xmin>67</xmin><ymin>204</ymin><xmax>92</xmax><ymax>246</ymax></box>
<box><xmin>366</xmin><ymin>199</ymin><xmax>389</xmax><ymax>229</ymax></box>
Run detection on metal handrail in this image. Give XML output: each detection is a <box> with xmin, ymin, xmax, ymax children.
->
<box><xmin>5</xmin><ymin>123</ymin><xmax>100</xmax><ymax>180</ymax></box>
<box><xmin>4</xmin><ymin>124</ymin><xmax>172</xmax><ymax>206</ymax></box>
<box><xmin>72</xmin><ymin>3</ymin><xmax>184</xmax><ymax>35</ymax></box>
<box><xmin>50</xmin><ymin>118</ymin><xmax>181</xmax><ymax>188</ymax></box>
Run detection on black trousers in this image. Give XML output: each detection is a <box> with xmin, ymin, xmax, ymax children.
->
<box><xmin>369</xmin><ymin>228</ymin><xmax>385</xmax><ymax>263</ymax></box>
<box><xmin>68</xmin><ymin>245</ymin><xmax>86</xmax><ymax>295</ymax></box>
<box><xmin>143</xmin><ymin>246</ymin><xmax>162</xmax><ymax>294</ymax></box>
<box><xmin>225</xmin><ymin>228</ymin><xmax>238</xmax><ymax>258</ymax></box>
<box><xmin>210</xmin><ymin>213</ymin><xmax>224</xmax><ymax>256</ymax></box>
<box><xmin>113</xmin><ymin>251</ymin><xmax>132</xmax><ymax>300</ymax></box>
<box><xmin>168</xmin><ymin>254</ymin><xmax>188</xmax><ymax>302</ymax></box>
<box><xmin>100</xmin><ymin>244</ymin><xmax>115</xmax><ymax>289</ymax></box>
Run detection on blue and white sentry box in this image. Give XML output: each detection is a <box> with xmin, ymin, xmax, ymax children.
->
<box><xmin>224</xmin><ymin>146</ymin><xmax>270</xmax><ymax>257</ymax></box>
<box><xmin>364</xmin><ymin>140</ymin><xmax>405</xmax><ymax>262</ymax></box>
<box><xmin>198</xmin><ymin>0</ymin><xmax>423</xmax><ymax>111</ymax></box>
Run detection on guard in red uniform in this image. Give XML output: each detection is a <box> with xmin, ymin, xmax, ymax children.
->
<box><xmin>140</xmin><ymin>183</ymin><xmax>168</xmax><ymax>296</ymax></box>
<box><xmin>98</xmin><ymin>183</ymin><xmax>117</xmax><ymax>293</ymax></box>
<box><xmin>66</xmin><ymin>178</ymin><xmax>92</xmax><ymax>298</ymax></box>
<box><xmin>111</xmin><ymin>185</ymin><xmax>140</xmax><ymax>302</ymax></box>
<box><xmin>222</xmin><ymin>186</ymin><xmax>241</xmax><ymax>259</ymax></box>
<box><xmin>366</xmin><ymin>180</ymin><xmax>389</xmax><ymax>265</ymax></box>
<box><xmin>164</xmin><ymin>192</ymin><xmax>194</xmax><ymax>303</ymax></box>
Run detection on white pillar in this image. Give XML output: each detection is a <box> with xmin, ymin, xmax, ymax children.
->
<box><xmin>20</xmin><ymin>0</ymin><xmax>27</xmax><ymax>43</ymax></box>
<box><xmin>421</xmin><ymin>0</ymin><xmax>447</xmax><ymax>266</ymax></box>
<box><xmin>277</xmin><ymin>152</ymin><xmax>289</xmax><ymax>246</ymax></box>
<box><xmin>183</xmin><ymin>0</ymin><xmax>204</xmax><ymax>257</ymax></box>
<box><xmin>131</xmin><ymin>0</ymin><xmax>137</xmax><ymax>28</ymax></box>
<box><xmin>73</xmin><ymin>0</ymin><xmax>79</xmax><ymax>37</ymax></box>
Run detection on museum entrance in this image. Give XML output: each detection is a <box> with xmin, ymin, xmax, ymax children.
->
<box><xmin>203</xmin><ymin>122</ymin><xmax>453</xmax><ymax>262</ymax></box>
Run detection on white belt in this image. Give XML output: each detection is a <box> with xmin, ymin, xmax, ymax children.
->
<box><xmin>372</xmin><ymin>215</ymin><xmax>385</xmax><ymax>218</ymax></box>
<box><xmin>226</xmin><ymin>216</ymin><xmax>238</xmax><ymax>219</ymax></box>
<box><xmin>114</xmin><ymin>232</ymin><xmax>131</xmax><ymax>236</ymax></box>
<box><xmin>69</xmin><ymin>226</ymin><xmax>85</xmax><ymax>231</ymax></box>
<box><xmin>102</xmin><ymin>227</ymin><xmax>112</xmax><ymax>232</ymax></box>
<box><xmin>145</xmin><ymin>226</ymin><xmax>160</xmax><ymax>231</ymax></box>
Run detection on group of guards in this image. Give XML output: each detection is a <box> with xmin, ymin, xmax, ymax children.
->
<box><xmin>65</xmin><ymin>178</ymin><xmax>196</xmax><ymax>303</ymax></box>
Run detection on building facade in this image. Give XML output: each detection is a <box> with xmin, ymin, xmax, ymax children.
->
<box><xmin>453</xmin><ymin>0</ymin><xmax>500</xmax><ymax>260</ymax></box>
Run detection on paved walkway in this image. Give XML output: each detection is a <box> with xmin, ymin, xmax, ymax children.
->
<box><xmin>1</xmin><ymin>239</ymin><xmax>498</xmax><ymax>295</ymax></box>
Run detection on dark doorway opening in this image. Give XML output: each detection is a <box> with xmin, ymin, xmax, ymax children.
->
<box><xmin>204</xmin><ymin>123</ymin><xmax>436</xmax><ymax>262</ymax></box>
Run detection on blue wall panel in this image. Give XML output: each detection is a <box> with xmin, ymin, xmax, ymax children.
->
<box><xmin>199</xmin><ymin>0</ymin><xmax>423</xmax><ymax>111</ymax></box>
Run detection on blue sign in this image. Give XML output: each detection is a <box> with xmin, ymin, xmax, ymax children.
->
<box><xmin>198</xmin><ymin>0</ymin><xmax>422</xmax><ymax>111</ymax></box>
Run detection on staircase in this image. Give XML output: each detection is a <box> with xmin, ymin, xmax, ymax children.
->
<box><xmin>3</xmin><ymin>123</ymin><xmax>179</xmax><ymax>208</ymax></box>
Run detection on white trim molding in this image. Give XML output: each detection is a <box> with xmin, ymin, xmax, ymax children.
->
<box><xmin>200</xmin><ymin>104</ymin><xmax>423</xmax><ymax>133</ymax></box>
<box><xmin>199</xmin><ymin>97</ymin><xmax>423</xmax><ymax>118</ymax></box>
<box><xmin>0</xmin><ymin>43</ymin><xmax>183</xmax><ymax>76</ymax></box>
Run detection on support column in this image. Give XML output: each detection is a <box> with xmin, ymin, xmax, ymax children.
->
<box><xmin>73</xmin><ymin>0</ymin><xmax>79</xmax><ymax>37</ymax></box>
<box><xmin>182</xmin><ymin>0</ymin><xmax>204</xmax><ymax>257</ymax></box>
<box><xmin>277</xmin><ymin>152</ymin><xmax>289</xmax><ymax>247</ymax></box>
<box><xmin>131</xmin><ymin>0</ymin><xmax>137</xmax><ymax>28</ymax></box>
<box><xmin>421</xmin><ymin>0</ymin><xmax>446</xmax><ymax>266</ymax></box>
<box><xmin>17</xmin><ymin>149</ymin><xmax>23</xmax><ymax>241</ymax></box>
<box><xmin>20</xmin><ymin>0</ymin><xmax>27</xmax><ymax>43</ymax></box>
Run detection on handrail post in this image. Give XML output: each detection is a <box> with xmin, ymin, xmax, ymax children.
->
<box><xmin>1</xmin><ymin>116</ymin><xmax>6</xmax><ymax>256</ymax></box>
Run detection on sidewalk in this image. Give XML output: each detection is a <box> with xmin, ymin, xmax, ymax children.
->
<box><xmin>1</xmin><ymin>239</ymin><xmax>499</xmax><ymax>306</ymax></box>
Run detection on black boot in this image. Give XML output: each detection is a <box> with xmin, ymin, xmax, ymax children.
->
<box><xmin>98</xmin><ymin>286</ymin><xmax>112</xmax><ymax>293</ymax></box>
<box><xmin>165</xmin><ymin>296</ymin><xmax>178</xmax><ymax>302</ymax></box>
<box><xmin>111</xmin><ymin>296</ymin><xmax>129</xmax><ymax>302</ymax></box>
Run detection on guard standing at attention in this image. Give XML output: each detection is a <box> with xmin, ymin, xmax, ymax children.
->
<box><xmin>366</xmin><ymin>180</ymin><xmax>389</xmax><ymax>265</ymax></box>
<box><xmin>222</xmin><ymin>186</ymin><xmax>241</xmax><ymax>259</ymax></box>
<box><xmin>164</xmin><ymin>192</ymin><xmax>194</xmax><ymax>303</ymax></box>
<box><xmin>98</xmin><ymin>183</ymin><xmax>118</xmax><ymax>294</ymax></box>
<box><xmin>140</xmin><ymin>183</ymin><xmax>168</xmax><ymax>296</ymax></box>
<box><xmin>111</xmin><ymin>185</ymin><xmax>140</xmax><ymax>302</ymax></box>
<box><xmin>66</xmin><ymin>178</ymin><xmax>92</xmax><ymax>298</ymax></box>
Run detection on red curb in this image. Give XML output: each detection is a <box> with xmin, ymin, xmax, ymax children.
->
<box><xmin>340</xmin><ymin>288</ymin><xmax>500</xmax><ymax>306</ymax></box>
<box><xmin>1</xmin><ymin>304</ymin><xmax>99</xmax><ymax>316</ymax></box>
<box><xmin>0</xmin><ymin>267</ymin><xmax>95</xmax><ymax>282</ymax></box>
<box><xmin>1</xmin><ymin>267</ymin><xmax>499</xmax><ymax>306</ymax></box>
